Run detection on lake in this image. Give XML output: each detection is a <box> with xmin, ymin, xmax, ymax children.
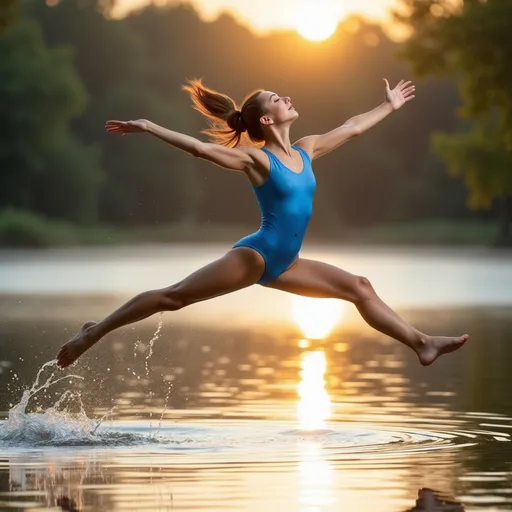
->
<box><xmin>0</xmin><ymin>244</ymin><xmax>511</xmax><ymax>511</ymax></box>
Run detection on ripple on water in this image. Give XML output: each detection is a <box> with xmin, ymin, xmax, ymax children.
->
<box><xmin>0</xmin><ymin>358</ymin><xmax>510</xmax><ymax>464</ymax></box>
<box><xmin>1</xmin><ymin>367</ymin><xmax>507</xmax><ymax>458</ymax></box>
<box><xmin>0</xmin><ymin>419</ymin><xmax>491</xmax><ymax>464</ymax></box>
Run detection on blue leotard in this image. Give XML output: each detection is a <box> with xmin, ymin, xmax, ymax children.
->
<box><xmin>233</xmin><ymin>145</ymin><xmax>316</xmax><ymax>284</ymax></box>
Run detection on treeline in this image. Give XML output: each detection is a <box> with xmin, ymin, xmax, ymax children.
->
<box><xmin>397</xmin><ymin>0</ymin><xmax>512</xmax><ymax>244</ymax></box>
<box><xmin>1</xmin><ymin>0</ymin><xmax>492</xmax><ymax>242</ymax></box>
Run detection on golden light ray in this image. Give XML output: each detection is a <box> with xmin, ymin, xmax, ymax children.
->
<box><xmin>297</xmin><ymin>351</ymin><xmax>331</xmax><ymax>430</ymax></box>
<box><xmin>292</xmin><ymin>296</ymin><xmax>344</xmax><ymax>340</ymax></box>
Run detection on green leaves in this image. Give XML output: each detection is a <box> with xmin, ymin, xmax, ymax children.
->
<box><xmin>398</xmin><ymin>0</ymin><xmax>512</xmax><ymax>137</ymax></box>
<box><xmin>0</xmin><ymin>20</ymin><xmax>101</xmax><ymax>221</ymax></box>
<box><xmin>398</xmin><ymin>0</ymin><xmax>512</xmax><ymax>242</ymax></box>
<box><xmin>433</xmin><ymin>125</ymin><xmax>512</xmax><ymax>210</ymax></box>
<box><xmin>0</xmin><ymin>0</ymin><xmax>18</xmax><ymax>33</ymax></box>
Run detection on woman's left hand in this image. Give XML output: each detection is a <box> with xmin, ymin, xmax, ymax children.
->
<box><xmin>383</xmin><ymin>79</ymin><xmax>416</xmax><ymax>110</ymax></box>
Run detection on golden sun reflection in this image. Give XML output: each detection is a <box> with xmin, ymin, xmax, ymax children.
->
<box><xmin>292</xmin><ymin>296</ymin><xmax>344</xmax><ymax>339</ymax></box>
<box><xmin>298</xmin><ymin>442</ymin><xmax>335</xmax><ymax>509</ymax></box>
<box><xmin>297</xmin><ymin>351</ymin><xmax>331</xmax><ymax>430</ymax></box>
<box><xmin>297</xmin><ymin>350</ymin><xmax>334</xmax><ymax>509</ymax></box>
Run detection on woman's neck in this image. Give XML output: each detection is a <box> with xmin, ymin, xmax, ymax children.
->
<box><xmin>264</xmin><ymin>126</ymin><xmax>293</xmax><ymax>156</ymax></box>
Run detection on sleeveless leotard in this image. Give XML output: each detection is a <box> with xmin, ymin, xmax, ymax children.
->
<box><xmin>233</xmin><ymin>145</ymin><xmax>316</xmax><ymax>285</ymax></box>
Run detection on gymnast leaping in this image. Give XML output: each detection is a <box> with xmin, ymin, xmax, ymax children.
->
<box><xmin>56</xmin><ymin>78</ymin><xmax>468</xmax><ymax>368</ymax></box>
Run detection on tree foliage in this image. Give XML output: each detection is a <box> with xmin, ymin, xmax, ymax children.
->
<box><xmin>0</xmin><ymin>0</ymin><xmax>18</xmax><ymax>32</ymax></box>
<box><xmin>3</xmin><ymin>0</ymin><xmax>479</xmax><ymax>234</ymax></box>
<box><xmin>396</xmin><ymin>0</ymin><xmax>512</xmax><ymax>241</ymax></box>
<box><xmin>0</xmin><ymin>20</ymin><xmax>102</xmax><ymax>222</ymax></box>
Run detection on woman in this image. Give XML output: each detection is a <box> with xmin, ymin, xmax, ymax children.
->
<box><xmin>56</xmin><ymin>78</ymin><xmax>468</xmax><ymax>368</ymax></box>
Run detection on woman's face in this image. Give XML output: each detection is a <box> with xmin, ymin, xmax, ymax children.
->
<box><xmin>259</xmin><ymin>91</ymin><xmax>299</xmax><ymax>126</ymax></box>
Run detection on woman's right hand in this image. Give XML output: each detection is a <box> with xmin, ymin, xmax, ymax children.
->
<box><xmin>105</xmin><ymin>119</ymin><xmax>150</xmax><ymax>135</ymax></box>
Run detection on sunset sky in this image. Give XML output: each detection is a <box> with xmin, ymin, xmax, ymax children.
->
<box><xmin>115</xmin><ymin>0</ymin><xmax>400</xmax><ymax>39</ymax></box>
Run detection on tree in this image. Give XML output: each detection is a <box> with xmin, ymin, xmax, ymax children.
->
<box><xmin>0</xmin><ymin>0</ymin><xmax>17</xmax><ymax>32</ymax></box>
<box><xmin>396</xmin><ymin>0</ymin><xmax>512</xmax><ymax>242</ymax></box>
<box><xmin>433</xmin><ymin>120</ymin><xmax>512</xmax><ymax>245</ymax></box>
<box><xmin>97</xmin><ymin>85</ymin><xmax>199</xmax><ymax>225</ymax></box>
<box><xmin>0</xmin><ymin>21</ymin><xmax>102</xmax><ymax>222</ymax></box>
<box><xmin>24</xmin><ymin>0</ymin><xmax>202</xmax><ymax>226</ymax></box>
<box><xmin>396</xmin><ymin>0</ymin><xmax>512</xmax><ymax>139</ymax></box>
<box><xmin>21</xmin><ymin>1</ymin><xmax>471</xmax><ymax>230</ymax></box>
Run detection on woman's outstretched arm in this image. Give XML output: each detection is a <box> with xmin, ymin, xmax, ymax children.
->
<box><xmin>295</xmin><ymin>79</ymin><xmax>416</xmax><ymax>161</ymax></box>
<box><xmin>105</xmin><ymin>119</ymin><xmax>256</xmax><ymax>172</ymax></box>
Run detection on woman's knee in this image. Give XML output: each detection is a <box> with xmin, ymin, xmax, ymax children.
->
<box><xmin>349</xmin><ymin>275</ymin><xmax>376</xmax><ymax>302</ymax></box>
<box><xmin>157</xmin><ymin>285</ymin><xmax>191</xmax><ymax>312</ymax></box>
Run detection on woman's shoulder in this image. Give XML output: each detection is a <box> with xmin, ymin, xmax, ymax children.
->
<box><xmin>237</xmin><ymin>145</ymin><xmax>271</xmax><ymax>184</ymax></box>
<box><xmin>239</xmin><ymin>145</ymin><xmax>271</xmax><ymax>166</ymax></box>
<box><xmin>292</xmin><ymin>138</ymin><xmax>314</xmax><ymax>161</ymax></box>
<box><xmin>235</xmin><ymin>145</ymin><xmax>269</xmax><ymax>188</ymax></box>
<box><xmin>292</xmin><ymin>139</ymin><xmax>313</xmax><ymax>162</ymax></box>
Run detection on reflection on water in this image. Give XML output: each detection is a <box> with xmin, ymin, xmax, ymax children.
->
<box><xmin>299</xmin><ymin>441</ymin><xmax>334</xmax><ymax>511</ymax></box>
<box><xmin>292</xmin><ymin>295</ymin><xmax>345</xmax><ymax>339</ymax></box>
<box><xmin>297</xmin><ymin>350</ymin><xmax>332</xmax><ymax>430</ymax></box>
<box><xmin>8</xmin><ymin>455</ymin><xmax>106</xmax><ymax>511</ymax></box>
<box><xmin>405</xmin><ymin>488</ymin><xmax>465</xmax><ymax>511</ymax></box>
<box><xmin>57</xmin><ymin>496</ymin><xmax>80</xmax><ymax>512</ymax></box>
<box><xmin>297</xmin><ymin>345</ymin><xmax>334</xmax><ymax>511</ymax></box>
<box><xmin>1</xmin><ymin>293</ymin><xmax>512</xmax><ymax>509</ymax></box>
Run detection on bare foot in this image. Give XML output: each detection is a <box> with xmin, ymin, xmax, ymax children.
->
<box><xmin>417</xmin><ymin>334</ymin><xmax>469</xmax><ymax>366</ymax></box>
<box><xmin>56</xmin><ymin>321</ymin><xmax>97</xmax><ymax>368</ymax></box>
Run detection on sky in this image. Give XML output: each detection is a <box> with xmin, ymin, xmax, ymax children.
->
<box><xmin>114</xmin><ymin>0</ymin><xmax>400</xmax><ymax>36</ymax></box>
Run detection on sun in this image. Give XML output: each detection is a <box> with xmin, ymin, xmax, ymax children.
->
<box><xmin>291</xmin><ymin>296</ymin><xmax>344</xmax><ymax>339</ymax></box>
<box><xmin>295</xmin><ymin>2</ymin><xmax>339</xmax><ymax>42</ymax></box>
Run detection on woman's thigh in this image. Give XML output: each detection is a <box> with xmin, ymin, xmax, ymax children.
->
<box><xmin>263</xmin><ymin>257</ymin><xmax>369</xmax><ymax>303</ymax></box>
<box><xmin>165</xmin><ymin>246</ymin><xmax>265</xmax><ymax>305</ymax></box>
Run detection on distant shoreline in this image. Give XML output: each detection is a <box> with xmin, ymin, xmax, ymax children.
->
<box><xmin>0</xmin><ymin>210</ymin><xmax>505</xmax><ymax>248</ymax></box>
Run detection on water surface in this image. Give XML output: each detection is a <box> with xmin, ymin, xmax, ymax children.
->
<box><xmin>1</xmin><ymin>245</ymin><xmax>511</xmax><ymax>511</ymax></box>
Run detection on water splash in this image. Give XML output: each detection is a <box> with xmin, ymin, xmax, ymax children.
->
<box><xmin>130</xmin><ymin>314</ymin><xmax>165</xmax><ymax>430</ymax></box>
<box><xmin>91</xmin><ymin>405</ymin><xmax>117</xmax><ymax>435</ymax></box>
<box><xmin>146</xmin><ymin>314</ymin><xmax>163</xmax><ymax>430</ymax></box>
<box><xmin>0</xmin><ymin>360</ymin><xmax>97</xmax><ymax>445</ymax></box>
<box><xmin>152</xmin><ymin>381</ymin><xmax>173</xmax><ymax>439</ymax></box>
<box><xmin>0</xmin><ymin>360</ymin><xmax>151</xmax><ymax>446</ymax></box>
<box><xmin>0</xmin><ymin>316</ymin><xmax>170</xmax><ymax>447</ymax></box>
<box><xmin>145</xmin><ymin>313</ymin><xmax>163</xmax><ymax>379</ymax></box>
<box><xmin>0</xmin><ymin>358</ymin><xmax>159</xmax><ymax>446</ymax></box>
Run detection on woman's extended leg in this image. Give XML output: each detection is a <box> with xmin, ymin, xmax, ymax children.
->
<box><xmin>56</xmin><ymin>247</ymin><xmax>265</xmax><ymax>368</ymax></box>
<box><xmin>264</xmin><ymin>258</ymin><xmax>468</xmax><ymax>366</ymax></box>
